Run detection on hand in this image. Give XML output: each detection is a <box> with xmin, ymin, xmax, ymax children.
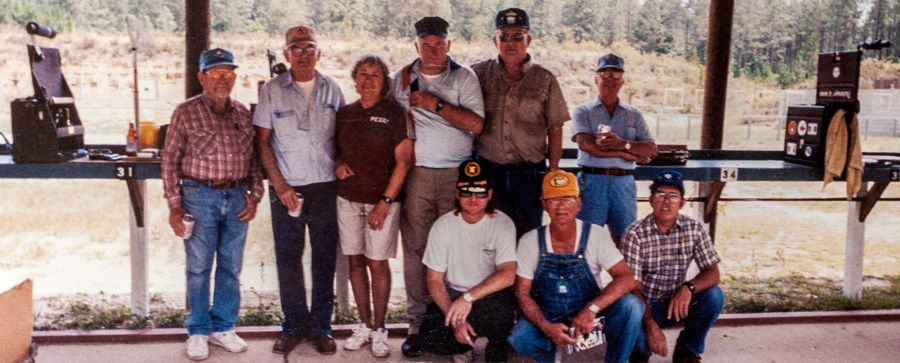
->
<box><xmin>597</xmin><ymin>132</ymin><xmax>626</xmax><ymax>151</ymax></box>
<box><xmin>541</xmin><ymin>322</ymin><xmax>577</xmax><ymax>347</ymax></box>
<box><xmin>571</xmin><ymin>308</ymin><xmax>598</xmax><ymax>337</ymax></box>
<box><xmin>667</xmin><ymin>285</ymin><xmax>693</xmax><ymax>321</ymax></box>
<box><xmin>444</xmin><ymin>297</ymin><xmax>473</xmax><ymax>328</ymax></box>
<box><xmin>336</xmin><ymin>162</ymin><xmax>354</xmax><ymax>180</ymax></box>
<box><xmin>619</xmin><ymin>152</ymin><xmax>650</xmax><ymax>164</ymax></box>
<box><xmin>237</xmin><ymin>194</ymin><xmax>259</xmax><ymax>222</ymax></box>
<box><xmin>453</xmin><ymin>321</ymin><xmax>478</xmax><ymax>347</ymax></box>
<box><xmin>409</xmin><ymin>90</ymin><xmax>439</xmax><ymax>111</ymax></box>
<box><xmin>367</xmin><ymin>202</ymin><xmax>390</xmax><ymax>231</ymax></box>
<box><xmin>273</xmin><ymin>181</ymin><xmax>299</xmax><ymax>213</ymax></box>
<box><xmin>168</xmin><ymin>206</ymin><xmax>187</xmax><ymax>237</ymax></box>
<box><xmin>647</xmin><ymin>323</ymin><xmax>669</xmax><ymax>357</ymax></box>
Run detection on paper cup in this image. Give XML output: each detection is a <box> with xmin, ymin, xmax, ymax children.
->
<box><xmin>288</xmin><ymin>193</ymin><xmax>304</xmax><ymax>217</ymax></box>
<box><xmin>182</xmin><ymin>214</ymin><xmax>195</xmax><ymax>240</ymax></box>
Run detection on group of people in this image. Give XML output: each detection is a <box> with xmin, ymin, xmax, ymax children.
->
<box><xmin>161</xmin><ymin>7</ymin><xmax>724</xmax><ymax>363</ymax></box>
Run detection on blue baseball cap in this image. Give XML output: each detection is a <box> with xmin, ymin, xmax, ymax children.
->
<box><xmin>200</xmin><ymin>48</ymin><xmax>238</xmax><ymax>72</ymax></box>
<box><xmin>650</xmin><ymin>170</ymin><xmax>685</xmax><ymax>195</ymax></box>
<box><xmin>495</xmin><ymin>8</ymin><xmax>529</xmax><ymax>29</ymax></box>
<box><xmin>596</xmin><ymin>53</ymin><xmax>625</xmax><ymax>72</ymax></box>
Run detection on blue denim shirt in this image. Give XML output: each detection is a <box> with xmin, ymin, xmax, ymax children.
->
<box><xmin>390</xmin><ymin>57</ymin><xmax>485</xmax><ymax>168</ymax></box>
<box><xmin>570</xmin><ymin>98</ymin><xmax>653</xmax><ymax>170</ymax></box>
<box><xmin>253</xmin><ymin>71</ymin><xmax>345</xmax><ymax>186</ymax></box>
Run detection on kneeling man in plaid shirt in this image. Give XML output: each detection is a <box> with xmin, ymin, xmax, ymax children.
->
<box><xmin>621</xmin><ymin>170</ymin><xmax>724</xmax><ymax>363</ymax></box>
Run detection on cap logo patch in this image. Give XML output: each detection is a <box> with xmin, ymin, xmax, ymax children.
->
<box><xmin>664</xmin><ymin>173</ymin><xmax>672</xmax><ymax>179</ymax></box>
<box><xmin>296</xmin><ymin>28</ymin><xmax>307</xmax><ymax>35</ymax></box>
<box><xmin>506</xmin><ymin>12</ymin><xmax>517</xmax><ymax>24</ymax></box>
<box><xmin>551</xmin><ymin>175</ymin><xmax>569</xmax><ymax>187</ymax></box>
<box><xmin>464</xmin><ymin>161</ymin><xmax>481</xmax><ymax>177</ymax></box>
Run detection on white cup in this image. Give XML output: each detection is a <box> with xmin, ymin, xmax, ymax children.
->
<box><xmin>597</xmin><ymin>124</ymin><xmax>611</xmax><ymax>143</ymax></box>
<box><xmin>182</xmin><ymin>214</ymin><xmax>195</xmax><ymax>240</ymax></box>
<box><xmin>288</xmin><ymin>193</ymin><xmax>304</xmax><ymax>217</ymax></box>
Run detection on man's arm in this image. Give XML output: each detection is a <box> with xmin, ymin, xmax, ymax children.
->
<box><xmin>570</xmin><ymin>260</ymin><xmax>638</xmax><ymax>336</ymax></box>
<box><xmin>427</xmin><ymin>268</ymin><xmax>478</xmax><ymax>347</ymax></box>
<box><xmin>547</xmin><ymin>126</ymin><xmax>563</xmax><ymax>171</ymax></box>
<box><xmin>444</xmin><ymin>261</ymin><xmax>515</xmax><ymax>326</ymax></box>
<box><xmin>632</xmin><ymin>287</ymin><xmax>669</xmax><ymax>356</ymax></box>
<box><xmin>574</xmin><ymin>133</ymin><xmax>644</xmax><ymax>161</ymax></box>
<box><xmin>254</xmin><ymin>126</ymin><xmax>299</xmax><ymax>212</ymax></box>
<box><xmin>409</xmin><ymin>90</ymin><xmax>484</xmax><ymax>134</ymax></box>
<box><xmin>668</xmin><ymin>263</ymin><xmax>720</xmax><ymax>321</ymax></box>
<box><xmin>597</xmin><ymin>132</ymin><xmax>658</xmax><ymax>159</ymax></box>
<box><xmin>515</xmin><ymin>276</ymin><xmax>577</xmax><ymax>347</ymax></box>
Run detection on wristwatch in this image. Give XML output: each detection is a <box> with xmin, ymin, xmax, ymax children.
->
<box><xmin>588</xmin><ymin>303</ymin><xmax>600</xmax><ymax>314</ymax></box>
<box><xmin>463</xmin><ymin>293</ymin><xmax>475</xmax><ymax>303</ymax></box>
<box><xmin>683</xmin><ymin>282</ymin><xmax>696</xmax><ymax>294</ymax></box>
<box><xmin>380</xmin><ymin>195</ymin><xmax>393</xmax><ymax>205</ymax></box>
<box><xmin>435</xmin><ymin>99</ymin><xmax>445</xmax><ymax>113</ymax></box>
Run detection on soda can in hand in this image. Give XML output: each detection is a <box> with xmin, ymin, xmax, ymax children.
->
<box><xmin>182</xmin><ymin>214</ymin><xmax>195</xmax><ymax>240</ymax></box>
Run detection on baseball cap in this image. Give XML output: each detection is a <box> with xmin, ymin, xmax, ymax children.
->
<box><xmin>285</xmin><ymin>26</ymin><xmax>317</xmax><ymax>48</ymax></box>
<box><xmin>596</xmin><ymin>53</ymin><xmax>625</xmax><ymax>72</ymax></box>
<box><xmin>199</xmin><ymin>48</ymin><xmax>237</xmax><ymax>72</ymax></box>
<box><xmin>415</xmin><ymin>17</ymin><xmax>450</xmax><ymax>38</ymax></box>
<box><xmin>650</xmin><ymin>170</ymin><xmax>685</xmax><ymax>195</ymax></box>
<box><xmin>457</xmin><ymin>159</ymin><xmax>490</xmax><ymax>193</ymax></box>
<box><xmin>542</xmin><ymin>170</ymin><xmax>579</xmax><ymax>199</ymax></box>
<box><xmin>495</xmin><ymin>8</ymin><xmax>529</xmax><ymax>29</ymax></box>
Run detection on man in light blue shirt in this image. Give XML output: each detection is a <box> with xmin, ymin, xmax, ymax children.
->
<box><xmin>571</xmin><ymin>53</ymin><xmax>657</xmax><ymax>248</ymax></box>
<box><xmin>388</xmin><ymin>16</ymin><xmax>485</xmax><ymax>358</ymax></box>
<box><xmin>254</xmin><ymin>26</ymin><xmax>344</xmax><ymax>356</ymax></box>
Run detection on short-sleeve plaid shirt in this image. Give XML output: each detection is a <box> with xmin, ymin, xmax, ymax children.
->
<box><xmin>621</xmin><ymin>213</ymin><xmax>721</xmax><ymax>304</ymax></box>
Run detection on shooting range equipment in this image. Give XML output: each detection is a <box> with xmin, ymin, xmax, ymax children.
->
<box><xmin>126</xmin><ymin>14</ymin><xmax>155</xmax><ymax>152</ymax></box>
<box><xmin>267</xmin><ymin>49</ymin><xmax>287</xmax><ymax>77</ymax></box>
<box><xmin>11</xmin><ymin>22</ymin><xmax>86</xmax><ymax>163</ymax></box>
<box><xmin>783</xmin><ymin>39</ymin><xmax>892</xmax><ymax>167</ymax></box>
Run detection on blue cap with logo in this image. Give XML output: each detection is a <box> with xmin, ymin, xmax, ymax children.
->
<box><xmin>200</xmin><ymin>48</ymin><xmax>238</xmax><ymax>72</ymax></box>
<box><xmin>495</xmin><ymin>8</ymin><xmax>529</xmax><ymax>29</ymax></box>
<box><xmin>596</xmin><ymin>53</ymin><xmax>625</xmax><ymax>72</ymax></box>
<box><xmin>651</xmin><ymin>170</ymin><xmax>684</xmax><ymax>195</ymax></box>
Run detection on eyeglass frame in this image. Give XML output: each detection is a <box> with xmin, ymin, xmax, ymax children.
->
<box><xmin>459</xmin><ymin>190</ymin><xmax>490</xmax><ymax>199</ymax></box>
<box><xmin>497</xmin><ymin>31</ymin><xmax>528</xmax><ymax>43</ymax></box>
<box><xmin>287</xmin><ymin>45</ymin><xmax>318</xmax><ymax>57</ymax></box>
<box><xmin>596</xmin><ymin>70</ymin><xmax>624</xmax><ymax>81</ymax></box>
<box><xmin>651</xmin><ymin>192</ymin><xmax>682</xmax><ymax>202</ymax></box>
<box><xmin>203</xmin><ymin>68</ymin><xmax>237</xmax><ymax>81</ymax></box>
<box><xmin>543</xmin><ymin>196</ymin><xmax>580</xmax><ymax>207</ymax></box>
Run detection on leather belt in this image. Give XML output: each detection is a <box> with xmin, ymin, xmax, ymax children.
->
<box><xmin>184</xmin><ymin>176</ymin><xmax>251</xmax><ymax>190</ymax></box>
<box><xmin>580</xmin><ymin>167</ymin><xmax>633</xmax><ymax>176</ymax></box>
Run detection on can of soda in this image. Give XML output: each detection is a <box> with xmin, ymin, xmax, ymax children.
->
<box><xmin>182</xmin><ymin>214</ymin><xmax>195</xmax><ymax>240</ymax></box>
<box><xmin>289</xmin><ymin>193</ymin><xmax>304</xmax><ymax>217</ymax></box>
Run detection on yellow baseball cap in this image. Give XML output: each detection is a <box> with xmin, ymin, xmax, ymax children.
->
<box><xmin>542</xmin><ymin>170</ymin><xmax>579</xmax><ymax>199</ymax></box>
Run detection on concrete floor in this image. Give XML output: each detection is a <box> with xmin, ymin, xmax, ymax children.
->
<box><xmin>34</xmin><ymin>321</ymin><xmax>900</xmax><ymax>363</ymax></box>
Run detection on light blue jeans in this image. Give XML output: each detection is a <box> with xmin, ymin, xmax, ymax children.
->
<box><xmin>181</xmin><ymin>179</ymin><xmax>249</xmax><ymax>336</ymax></box>
<box><xmin>576</xmin><ymin>173</ymin><xmax>637</xmax><ymax>237</ymax></box>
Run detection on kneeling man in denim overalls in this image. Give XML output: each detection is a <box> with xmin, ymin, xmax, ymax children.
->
<box><xmin>509</xmin><ymin>170</ymin><xmax>644</xmax><ymax>363</ymax></box>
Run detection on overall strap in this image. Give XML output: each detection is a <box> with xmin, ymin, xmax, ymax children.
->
<box><xmin>576</xmin><ymin>221</ymin><xmax>591</xmax><ymax>255</ymax></box>
<box><xmin>537</xmin><ymin>225</ymin><xmax>548</xmax><ymax>254</ymax></box>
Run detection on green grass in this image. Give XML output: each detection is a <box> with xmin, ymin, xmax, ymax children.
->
<box><xmin>722</xmin><ymin>275</ymin><xmax>900</xmax><ymax>314</ymax></box>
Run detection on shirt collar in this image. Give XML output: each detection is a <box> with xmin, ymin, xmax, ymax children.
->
<box><xmin>280</xmin><ymin>69</ymin><xmax>321</xmax><ymax>89</ymax></box>
<box><xmin>591</xmin><ymin>96</ymin><xmax>623</xmax><ymax>111</ymax></box>
<box><xmin>648</xmin><ymin>214</ymin><xmax>684</xmax><ymax>235</ymax></box>
<box><xmin>497</xmin><ymin>53</ymin><xmax>533</xmax><ymax>74</ymax></box>
<box><xmin>200</xmin><ymin>93</ymin><xmax>233</xmax><ymax>115</ymax></box>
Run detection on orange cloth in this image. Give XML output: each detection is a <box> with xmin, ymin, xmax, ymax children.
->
<box><xmin>824</xmin><ymin>109</ymin><xmax>863</xmax><ymax>199</ymax></box>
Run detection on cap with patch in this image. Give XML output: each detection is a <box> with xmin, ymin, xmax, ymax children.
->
<box><xmin>415</xmin><ymin>17</ymin><xmax>450</xmax><ymax>38</ymax></box>
<box><xmin>650</xmin><ymin>170</ymin><xmax>685</xmax><ymax>196</ymax></box>
<box><xmin>200</xmin><ymin>48</ymin><xmax>238</xmax><ymax>72</ymax></box>
<box><xmin>286</xmin><ymin>26</ymin><xmax>317</xmax><ymax>48</ymax></box>
<box><xmin>495</xmin><ymin>8</ymin><xmax>529</xmax><ymax>29</ymax></box>
<box><xmin>457</xmin><ymin>159</ymin><xmax>490</xmax><ymax>193</ymax></box>
<box><xmin>542</xmin><ymin>170</ymin><xmax>579</xmax><ymax>199</ymax></box>
<box><xmin>596</xmin><ymin>53</ymin><xmax>625</xmax><ymax>72</ymax></box>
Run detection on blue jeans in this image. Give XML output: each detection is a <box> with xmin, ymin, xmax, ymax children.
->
<box><xmin>181</xmin><ymin>179</ymin><xmax>249</xmax><ymax>336</ymax></box>
<box><xmin>479</xmin><ymin>157</ymin><xmax>545</xmax><ymax>238</ymax></box>
<box><xmin>632</xmin><ymin>286</ymin><xmax>725</xmax><ymax>358</ymax></box>
<box><xmin>508</xmin><ymin>294</ymin><xmax>644</xmax><ymax>363</ymax></box>
<box><xmin>270</xmin><ymin>181</ymin><xmax>338</xmax><ymax>338</ymax></box>
<box><xmin>576</xmin><ymin>173</ymin><xmax>637</xmax><ymax>237</ymax></box>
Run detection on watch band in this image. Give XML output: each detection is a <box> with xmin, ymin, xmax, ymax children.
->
<box><xmin>435</xmin><ymin>99</ymin><xmax>445</xmax><ymax>113</ymax></box>
<box><xmin>380</xmin><ymin>195</ymin><xmax>393</xmax><ymax>205</ymax></box>
<box><xmin>683</xmin><ymin>282</ymin><xmax>696</xmax><ymax>293</ymax></box>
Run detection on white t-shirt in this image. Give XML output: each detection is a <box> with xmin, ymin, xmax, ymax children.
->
<box><xmin>516</xmin><ymin>220</ymin><xmax>624</xmax><ymax>288</ymax></box>
<box><xmin>423</xmin><ymin>210</ymin><xmax>517</xmax><ymax>292</ymax></box>
<box><xmin>296</xmin><ymin>79</ymin><xmax>315</xmax><ymax>104</ymax></box>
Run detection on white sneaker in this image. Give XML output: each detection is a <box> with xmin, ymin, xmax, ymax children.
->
<box><xmin>186</xmin><ymin>334</ymin><xmax>209</xmax><ymax>361</ymax></box>
<box><xmin>371</xmin><ymin>327</ymin><xmax>391</xmax><ymax>358</ymax></box>
<box><xmin>453</xmin><ymin>350</ymin><xmax>473</xmax><ymax>363</ymax></box>
<box><xmin>472</xmin><ymin>336</ymin><xmax>489</xmax><ymax>362</ymax></box>
<box><xmin>343</xmin><ymin>323</ymin><xmax>373</xmax><ymax>350</ymax></box>
<box><xmin>209</xmin><ymin>330</ymin><xmax>248</xmax><ymax>353</ymax></box>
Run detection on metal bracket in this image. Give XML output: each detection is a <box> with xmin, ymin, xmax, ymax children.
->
<box><xmin>126</xmin><ymin>179</ymin><xmax>145</xmax><ymax>228</ymax></box>
<box><xmin>859</xmin><ymin>182</ymin><xmax>889</xmax><ymax>223</ymax></box>
<box><xmin>704</xmin><ymin>182</ymin><xmax>727</xmax><ymax>223</ymax></box>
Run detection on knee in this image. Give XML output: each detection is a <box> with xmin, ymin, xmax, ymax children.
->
<box><xmin>703</xmin><ymin>285</ymin><xmax>726</xmax><ymax>310</ymax></box>
<box><xmin>507</xmin><ymin>320</ymin><xmax>549</xmax><ymax>356</ymax></box>
<box><xmin>367</xmin><ymin>259</ymin><xmax>390</xmax><ymax>274</ymax></box>
<box><xmin>617</xmin><ymin>293</ymin><xmax>645</xmax><ymax>320</ymax></box>
<box><xmin>348</xmin><ymin>255</ymin><xmax>367</xmax><ymax>270</ymax></box>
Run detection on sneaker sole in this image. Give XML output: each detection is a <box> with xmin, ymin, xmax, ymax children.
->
<box><xmin>372</xmin><ymin>350</ymin><xmax>390</xmax><ymax>358</ymax></box>
<box><xmin>208</xmin><ymin>339</ymin><xmax>248</xmax><ymax>353</ymax></box>
<box><xmin>187</xmin><ymin>354</ymin><xmax>209</xmax><ymax>361</ymax></box>
<box><xmin>343</xmin><ymin>341</ymin><xmax>370</xmax><ymax>351</ymax></box>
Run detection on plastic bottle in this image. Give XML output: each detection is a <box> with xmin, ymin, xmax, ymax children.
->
<box><xmin>126</xmin><ymin>123</ymin><xmax>138</xmax><ymax>156</ymax></box>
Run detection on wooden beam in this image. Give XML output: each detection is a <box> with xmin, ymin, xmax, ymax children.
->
<box><xmin>859</xmin><ymin>182</ymin><xmax>889</xmax><ymax>222</ymax></box>
<box><xmin>700</xmin><ymin>0</ymin><xmax>735</xmax><ymax>150</ymax></box>
<box><xmin>185</xmin><ymin>0</ymin><xmax>210</xmax><ymax>99</ymax></box>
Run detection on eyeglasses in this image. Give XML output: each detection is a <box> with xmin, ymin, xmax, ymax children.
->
<box><xmin>597</xmin><ymin>71</ymin><xmax>624</xmax><ymax>80</ymax></box>
<box><xmin>204</xmin><ymin>69</ymin><xmax>236</xmax><ymax>81</ymax></box>
<box><xmin>498</xmin><ymin>32</ymin><xmax>527</xmax><ymax>43</ymax></box>
<box><xmin>288</xmin><ymin>46</ymin><xmax>318</xmax><ymax>57</ymax></box>
<box><xmin>652</xmin><ymin>192</ymin><xmax>681</xmax><ymax>202</ymax></box>
<box><xmin>459</xmin><ymin>190</ymin><xmax>489</xmax><ymax>199</ymax></box>
<box><xmin>544</xmin><ymin>197</ymin><xmax>578</xmax><ymax>207</ymax></box>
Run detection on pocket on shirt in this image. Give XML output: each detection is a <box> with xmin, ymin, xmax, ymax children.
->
<box><xmin>190</xmin><ymin>130</ymin><xmax>217</xmax><ymax>155</ymax></box>
<box><xmin>273</xmin><ymin>109</ymin><xmax>306</xmax><ymax>137</ymax></box>
<box><xmin>625</xmin><ymin>127</ymin><xmax>637</xmax><ymax>140</ymax></box>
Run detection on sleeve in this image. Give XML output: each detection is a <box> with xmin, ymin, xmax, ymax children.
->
<box><xmin>247</xmin><ymin>122</ymin><xmax>265</xmax><ymax>202</ymax></box>
<box><xmin>589</xmin><ymin>224</ymin><xmax>624</xmax><ymax>271</ymax></box>
<box><xmin>515</xmin><ymin>230</ymin><xmax>540</xmax><ymax>280</ymax></box>
<box><xmin>457</xmin><ymin>69</ymin><xmax>485</xmax><ymax>118</ymax></box>
<box><xmin>620</xmin><ymin>225</ymin><xmax>643</xmax><ymax>283</ymax></box>
<box><xmin>492</xmin><ymin>215</ymin><xmax>518</xmax><ymax>265</ymax></box>
<box><xmin>631</xmin><ymin>110</ymin><xmax>654</xmax><ymax>141</ymax></box>
<box><xmin>390</xmin><ymin>103</ymin><xmax>413</xmax><ymax>146</ymax></box>
<box><xmin>691</xmin><ymin>221</ymin><xmax>721</xmax><ymax>270</ymax></box>
<box><xmin>422</xmin><ymin>218</ymin><xmax>449</xmax><ymax>273</ymax></box>
<box><xmin>252</xmin><ymin>80</ymin><xmax>274</xmax><ymax>130</ymax></box>
<box><xmin>389</xmin><ymin>71</ymin><xmax>410</xmax><ymax>112</ymax></box>
<box><xmin>545</xmin><ymin>75</ymin><xmax>571</xmax><ymax>130</ymax></box>
<box><xmin>161</xmin><ymin>106</ymin><xmax>186</xmax><ymax>210</ymax></box>
<box><xmin>570</xmin><ymin>104</ymin><xmax>594</xmax><ymax>142</ymax></box>
<box><xmin>333</xmin><ymin>108</ymin><xmax>347</xmax><ymax>161</ymax></box>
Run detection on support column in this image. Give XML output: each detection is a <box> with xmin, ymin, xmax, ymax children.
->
<box><xmin>185</xmin><ymin>0</ymin><xmax>210</xmax><ymax>99</ymax></box>
<box><xmin>843</xmin><ymin>188</ymin><xmax>867</xmax><ymax>300</ymax></box>
<box><xmin>128</xmin><ymin>180</ymin><xmax>149</xmax><ymax>316</ymax></box>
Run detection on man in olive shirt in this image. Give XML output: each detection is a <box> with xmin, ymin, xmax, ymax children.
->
<box><xmin>472</xmin><ymin>8</ymin><xmax>570</xmax><ymax>238</ymax></box>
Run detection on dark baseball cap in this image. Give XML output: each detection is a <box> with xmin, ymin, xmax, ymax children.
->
<box><xmin>596</xmin><ymin>53</ymin><xmax>625</xmax><ymax>72</ymax></box>
<box><xmin>495</xmin><ymin>8</ymin><xmax>529</xmax><ymax>29</ymax></box>
<box><xmin>415</xmin><ymin>17</ymin><xmax>450</xmax><ymax>38</ymax></box>
<box><xmin>200</xmin><ymin>48</ymin><xmax>238</xmax><ymax>72</ymax></box>
<box><xmin>650</xmin><ymin>170</ymin><xmax>685</xmax><ymax>196</ymax></box>
<box><xmin>457</xmin><ymin>159</ymin><xmax>490</xmax><ymax>193</ymax></box>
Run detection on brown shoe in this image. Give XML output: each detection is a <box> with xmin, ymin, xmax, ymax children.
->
<box><xmin>672</xmin><ymin>344</ymin><xmax>702</xmax><ymax>363</ymax></box>
<box><xmin>313</xmin><ymin>334</ymin><xmax>337</xmax><ymax>355</ymax></box>
<box><xmin>272</xmin><ymin>335</ymin><xmax>305</xmax><ymax>355</ymax></box>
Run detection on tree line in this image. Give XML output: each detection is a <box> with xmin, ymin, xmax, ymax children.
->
<box><xmin>3</xmin><ymin>0</ymin><xmax>899</xmax><ymax>88</ymax></box>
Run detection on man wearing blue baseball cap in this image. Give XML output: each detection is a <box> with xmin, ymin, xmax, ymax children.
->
<box><xmin>620</xmin><ymin>170</ymin><xmax>724</xmax><ymax>363</ymax></box>
<box><xmin>163</xmin><ymin>47</ymin><xmax>264</xmax><ymax>360</ymax></box>
<box><xmin>570</xmin><ymin>53</ymin><xmax>657</xmax><ymax>248</ymax></box>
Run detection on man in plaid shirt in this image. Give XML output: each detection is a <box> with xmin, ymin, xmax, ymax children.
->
<box><xmin>620</xmin><ymin>170</ymin><xmax>724</xmax><ymax>363</ymax></box>
<box><xmin>162</xmin><ymin>48</ymin><xmax>264</xmax><ymax>360</ymax></box>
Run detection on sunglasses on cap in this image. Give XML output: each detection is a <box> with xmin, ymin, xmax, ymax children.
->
<box><xmin>204</xmin><ymin>69</ymin><xmax>236</xmax><ymax>81</ymax></box>
<box><xmin>459</xmin><ymin>190</ymin><xmax>489</xmax><ymax>199</ymax></box>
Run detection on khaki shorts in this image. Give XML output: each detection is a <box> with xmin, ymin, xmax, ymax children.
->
<box><xmin>337</xmin><ymin>196</ymin><xmax>400</xmax><ymax>260</ymax></box>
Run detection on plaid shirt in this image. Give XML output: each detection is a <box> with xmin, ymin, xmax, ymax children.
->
<box><xmin>162</xmin><ymin>94</ymin><xmax>264</xmax><ymax>210</ymax></box>
<box><xmin>621</xmin><ymin>213</ymin><xmax>721</xmax><ymax>304</ymax></box>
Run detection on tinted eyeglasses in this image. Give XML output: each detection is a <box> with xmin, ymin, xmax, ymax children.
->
<box><xmin>652</xmin><ymin>192</ymin><xmax>681</xmax><ymax>202</ymax></box>
<box><xmin>597</xmin><ymin>71</ymin><xmax>624</xmax><ymax>80</ymax></box>
<box><xmin>204</xmin><ymin>69</ymin><xmax>236</xmax><ymax>81</ymax></box>
<box><xmin>459</xmin><ymin>190</ymin><xmax>489</xmax><ymax>199</ymax></box>
<box><xmin>288</xmin><ymin>46</ymin><xmax>318</xmax><ymax>57</ymax></box>
<box><xmin>498</xmin><ymin>32</ymin><xmax>527</xmax><ymax>43</ymax></box>
<box><xmin>544</xmin><ymin>197</ymin><xmax>578</xmax><ymax>207</ymax></box>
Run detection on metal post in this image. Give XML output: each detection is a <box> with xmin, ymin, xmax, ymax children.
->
<box><xmin>747</xmin><ymin>116</ymin><xmax>752</xmax><ymax>139</ymax></box>
<box><xmin>656</xmin><ymin>114</ymin><xmax>661</xmax><ymax>138</ymax></box>
<box><xmin>128</xmin><ymin>180</ymin><xmax>149</xmax><ymax>317</ymax></box>
<box><xmin>843</xmin><ymin>188</ymin><xmax>866</xmax><ymax>300</ymax></box>
<box><xmin>700</xmin><ymin>0</ymin><xmax>734</xmax><ymax>150</ymax></box>
<box><xmin>185</xmin><ymin>0</ymin><xmax>210</xmax><ymax>99</ymax></box>
<box><xmin>893</xmin><ymin>118</ymin><xmax>897</xmax><ymax>137</ymax></box>
<box><xmin>686</xmin><ymin>115</ymin><xmax>691</xmax><ymax>140</ymax></box>
<box><xmin>863</xmin><ymin>117</ymin><xmax>869</xmax><ymax>140</ymax></box>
